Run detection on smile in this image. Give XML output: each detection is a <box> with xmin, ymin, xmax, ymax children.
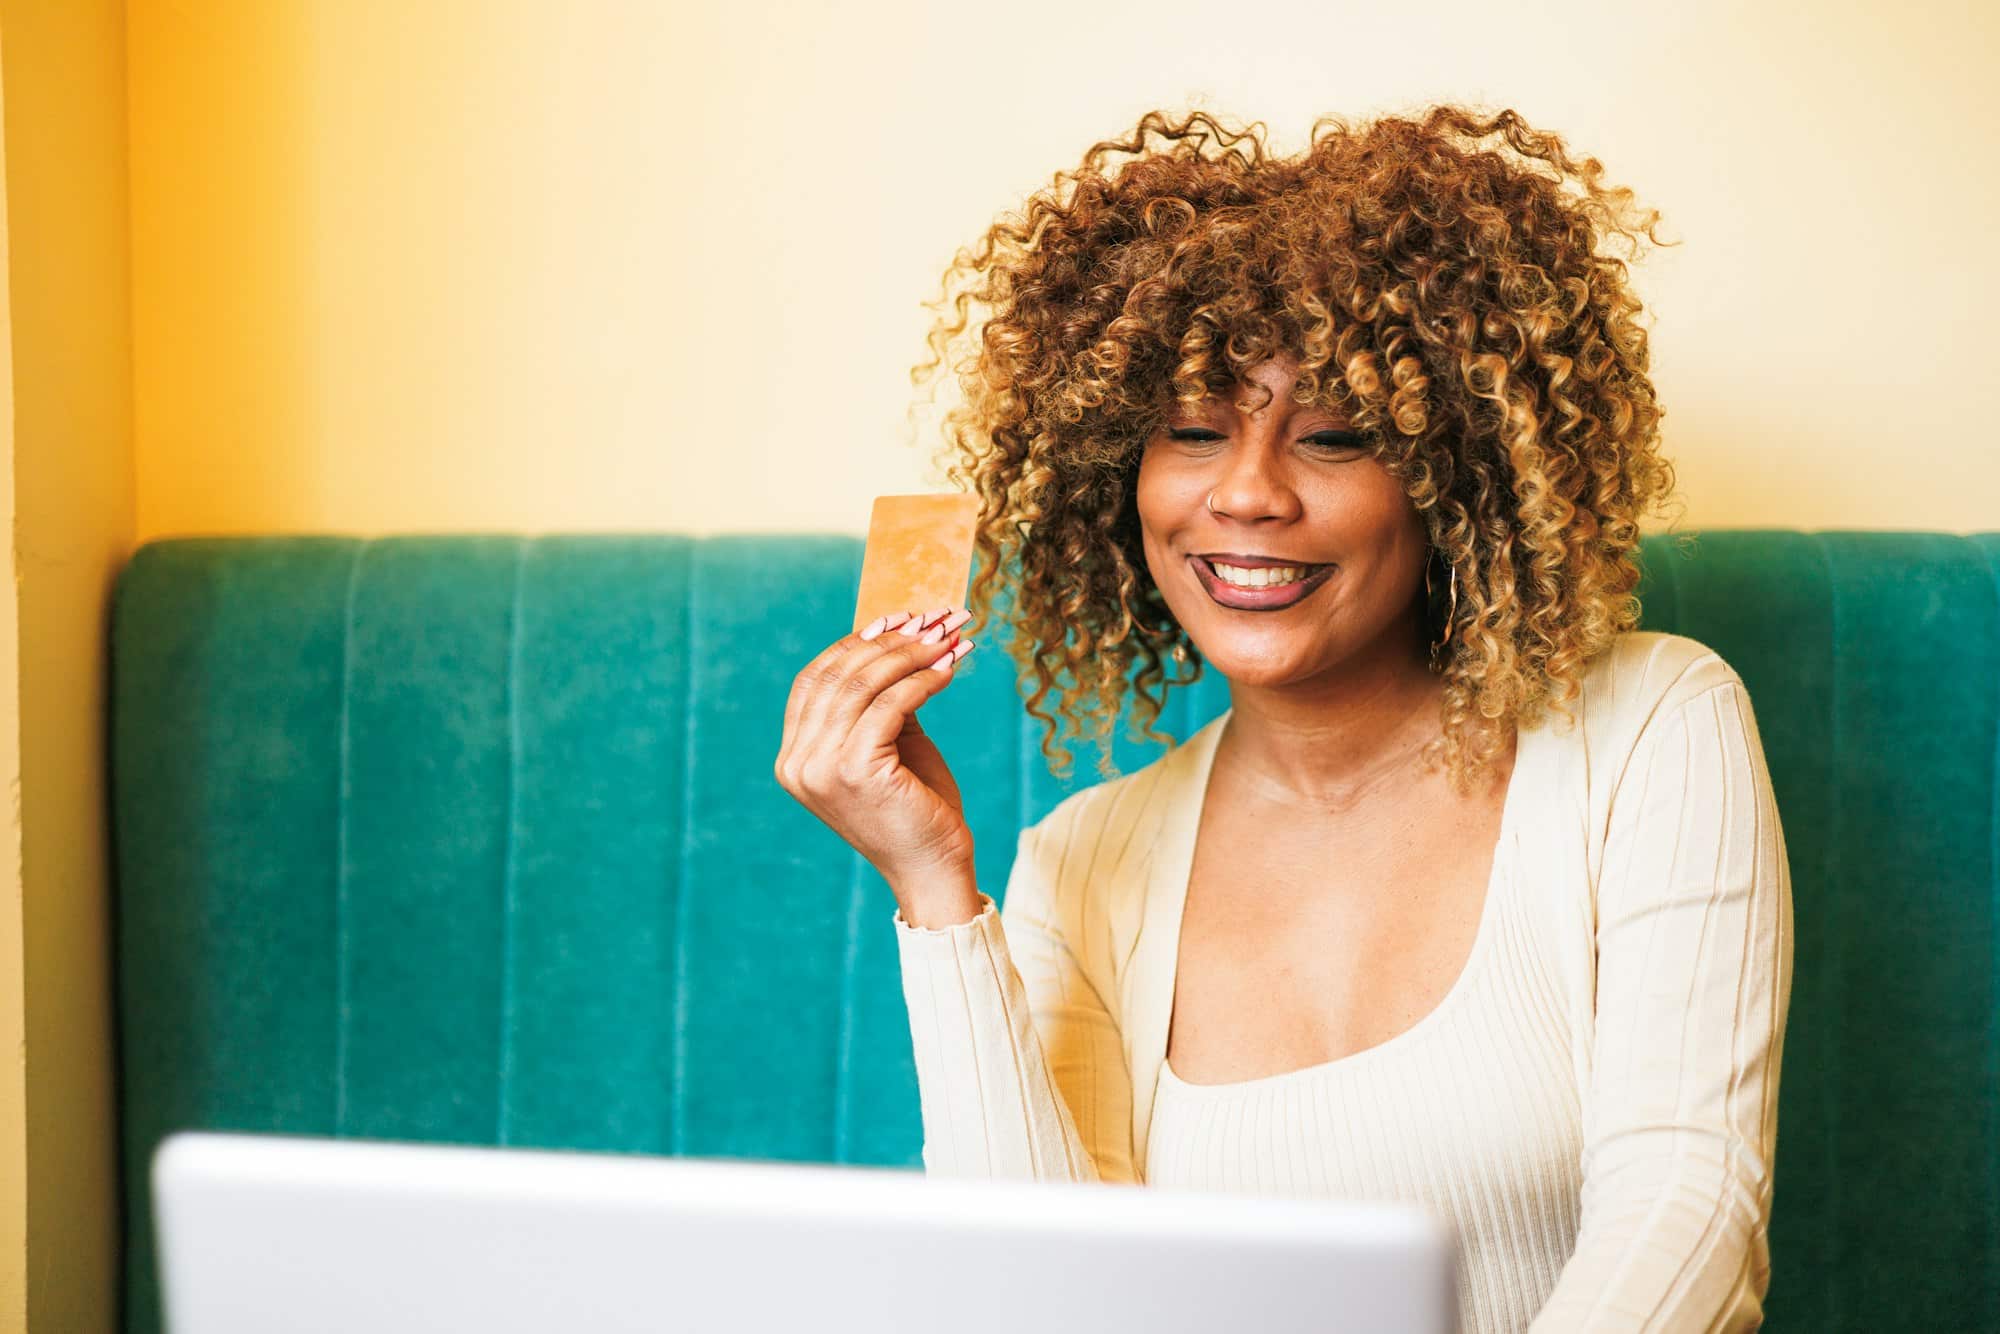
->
<box><xmin>1190</xmin><ymin>555</ymin><xmax>1335</xmax><ymax>610</ymax></box>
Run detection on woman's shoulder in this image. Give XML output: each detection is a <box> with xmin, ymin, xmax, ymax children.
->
<box><xmin>1005</xmin><ymin>716</ymin><xmax>1216</xmax><ymax>947</ymax></box>
<box><xmin>1580</xmin><ymin>630</ymin><xmax>1748</xmax><ymax>729</ymax></box>
<box><xmin>1547</xmin><ymin>631</ymin><xmax>1755</xmax><ymax>789</ymax></box>
<box><xmin>1023</xmin><ymin>718</ymin><xmax>1210</xmax><ymax>858</ymax></box>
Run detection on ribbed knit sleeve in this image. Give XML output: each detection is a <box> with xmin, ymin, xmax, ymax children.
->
<box><xmin>1529</xmin><ymin>677</ymin><xmax>1794</xmax><ymax>1331</ymax></box>
<box><xmin>890</xmin><ymin>823</ymin><xmax>1136</xmax><ymax>1184</ymax></box>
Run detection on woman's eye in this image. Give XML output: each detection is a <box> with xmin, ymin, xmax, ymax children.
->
<box><xmin>1164</xmin><ymin>427</ymin><xmax>1367</xmax><ymax>451</ymax></box>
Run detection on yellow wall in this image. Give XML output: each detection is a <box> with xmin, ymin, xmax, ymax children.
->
<box><xmin>127</xmin><ymin>0</ymin><xmax>1999</xmax><ymax>542</ymax></box>
<box><xmin>0</xmin><ymin>1</ymin><xmax>134</xmax><ymax>1331</ymax></box>
<box><xmin>0</xmin><ymin>27</ymin><xmax>22</xmax><ymax>1330</ymax></box>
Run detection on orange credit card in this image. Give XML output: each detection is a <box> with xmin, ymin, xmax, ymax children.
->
<box><xmin>853</xmin><ymin>493</ymin><xmax>982</xmax><ymax>634</ymax></box>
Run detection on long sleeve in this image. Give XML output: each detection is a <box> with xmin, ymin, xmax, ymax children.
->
<box><xmin>890</xmin><ymin>821</ymin><xmax>1136</xmax><ymax>1184</ymax></box>
<box><xmin>1530</xmin><ymin>676</ymin><xmax>1795</xmax><ymax>1331</ymax></box>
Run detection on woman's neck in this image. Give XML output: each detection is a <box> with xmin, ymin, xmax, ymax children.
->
<box><xmin>1217</xmin><ymin>655</ymin><xmax>1447</xmax><ymax>813</ymax></box>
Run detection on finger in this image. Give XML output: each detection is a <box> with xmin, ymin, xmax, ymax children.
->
<box><xmin>849</xmin><ymin>636</ymin><xmax>976</xmax><ymax>755</ymax></box>
<box><xmin>805</xmin><ymin>609</ymin><xmax>967</xmax><ymax>749</ymax></box>
<box><xmin>791</xmin><ymin>607</ymin><xmax>958</xmax><ymax>762</ymax></box>
<box><xmin>782</xmin><ymin>609</ymin><xmax>919</xmax><ymax>758</ymax></box>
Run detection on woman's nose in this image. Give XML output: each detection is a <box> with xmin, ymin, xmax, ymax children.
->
<box><xmin>1206</xmin><ymin>439</ymin><xmax>1302</xmax><ymax>521</ymax></box>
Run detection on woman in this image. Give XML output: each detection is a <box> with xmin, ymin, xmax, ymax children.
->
<box><xmin>776</xmin><ymin>105</ymin><xmax>1792</xmax><ymax>1333</ymax></box>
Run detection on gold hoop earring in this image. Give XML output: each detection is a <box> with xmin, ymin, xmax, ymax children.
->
<box><xmin>1425</xmin><ymin>551</ymin><xmax>1459</xmax><ymax>669</ymax></box>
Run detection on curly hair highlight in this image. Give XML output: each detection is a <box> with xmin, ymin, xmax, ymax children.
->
<box><xmin>909</xmin><ymin>103</ymin><xmax>1689</xmax><ymax>793</ymax></box>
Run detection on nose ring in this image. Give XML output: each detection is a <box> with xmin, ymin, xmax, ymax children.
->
<box><xmin>1206</xmin><ymin>491</ymin><xmax>1218</xmax><ymax>513</ymax></box>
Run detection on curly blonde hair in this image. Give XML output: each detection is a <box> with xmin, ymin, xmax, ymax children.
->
<box><xmin>910</xmin><ymin>103</ymin><xmax>1688</xmax><ymax>794</ymax></box>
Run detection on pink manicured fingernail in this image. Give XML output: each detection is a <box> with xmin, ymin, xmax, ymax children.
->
<box><xmin>861</xmin><ymin>610</ymin><xmax>914</xmax><ymax>641</ymax></box>
<box><xmin>920</xmin><ymin>621</ymin><xmax>947</xmax><ymax>644</ymax></box>
<box><xmin>939</xmin><ymin>608</ymin><xmax>972</xmax><ymax>634</ymax></box>
<box><xmin>932</xmin><ymin>639</ymin><xmax>974</xmax><ymax>672</ymax></box>
<box><xmin>897</xmin><ymin>609</ymin><xmax>929</xmax><ymax>637</ymax></box>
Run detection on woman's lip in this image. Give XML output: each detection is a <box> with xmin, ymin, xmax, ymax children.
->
<box><xmin>1190</xmin><ymin>555</ymin><xmax>1334</xmax><ymax>610</ymax></box>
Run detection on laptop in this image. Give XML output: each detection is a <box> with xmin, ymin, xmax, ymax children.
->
<box><xmin>152</xmin><ymin>1130</ymin><xmax>1457</xmax><ymax>1332</ymax></box>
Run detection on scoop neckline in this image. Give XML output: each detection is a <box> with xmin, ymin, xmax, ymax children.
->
<box><xmin>1154</xmin><ymin>707</ymin><xmax>1527</xmax><ymax>1099</ymax></box>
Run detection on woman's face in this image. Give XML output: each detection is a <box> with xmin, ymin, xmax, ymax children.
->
<box><xmin>1135</xmin><ymin>353</ymin><xmax>1432</xmax><ymax>689</ymax></box>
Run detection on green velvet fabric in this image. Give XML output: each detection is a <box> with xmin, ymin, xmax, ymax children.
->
<box><xmin>109</xmin><ymin>530</ymin><xmax>2000</xmax><ymax>1332</ymax></box>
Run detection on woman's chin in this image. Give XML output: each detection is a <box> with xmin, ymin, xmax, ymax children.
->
<box><xmin>1188</xmin><ymin>643</ymin><xmax>1321</xmax><ymax>688</ymax></box>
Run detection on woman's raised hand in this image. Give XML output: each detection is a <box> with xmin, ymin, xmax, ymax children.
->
<box><xmin>775</xmin><ymin>607</ymin><xmax>979</xmax><ymax>898</ymax></box>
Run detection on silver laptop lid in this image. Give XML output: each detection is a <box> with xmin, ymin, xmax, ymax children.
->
<box><xmin>153</xmin><ymin>1131</ymin><xmax>1456</xmax><ymax>1333</ymax></box>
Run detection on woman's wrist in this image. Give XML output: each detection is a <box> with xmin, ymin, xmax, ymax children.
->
<box><xmin>887</xmin><ymin>863</ymin><xmax>984</xmax><ymax>930</ymax></box>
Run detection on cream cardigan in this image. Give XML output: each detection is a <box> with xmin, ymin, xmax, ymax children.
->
<box><xmin>892</xmin><ymin>630</ymin><xmax>1793</xmax><ymax>1331</ymax></box>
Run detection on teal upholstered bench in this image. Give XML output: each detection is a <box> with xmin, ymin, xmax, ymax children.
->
<box><xmin>109</xmin><ymin>530</ymin><xmax>2000</xmax><ymax>1333</ymax></box>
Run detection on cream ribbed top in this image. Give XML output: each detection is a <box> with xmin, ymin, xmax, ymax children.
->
<box><xmin>891</xmin><ymin>631</ymin><xmax>1793</xmax><ymax>1333</ymax></box>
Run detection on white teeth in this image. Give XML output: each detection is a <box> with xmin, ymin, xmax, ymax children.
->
<box><xmin>1211</xmin><ymin>561</ymin><xmax>1309</xmax><ymax>588</ymax></box>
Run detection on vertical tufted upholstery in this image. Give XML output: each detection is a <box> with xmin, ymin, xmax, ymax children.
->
<box><xmin>108</xmin><ymin>530</ymin><xmax>2000</xmax><ymax>1332</ymax></box>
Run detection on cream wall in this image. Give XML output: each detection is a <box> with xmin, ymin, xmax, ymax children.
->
<box><xmin>1</xmin><ymin>1</ymin><xmax>134</xmax><ymax>1331</ymax></box>
<box><xmin>128</xmin><ymin>0</ymin><xmax>2000</xmax><ymax>542</ymax></box>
